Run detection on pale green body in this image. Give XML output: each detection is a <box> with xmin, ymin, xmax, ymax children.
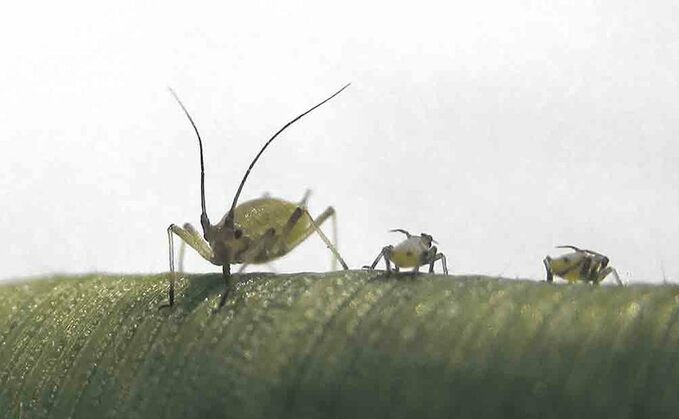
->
<box><xmin>228</xmin><ymin>198</ymin><xmax>314</xmax><ymax>264</ymax></box>
<box><xmin>366</xmin><ymin>230</ymin><xmax>449</xmax><ymax>275</ymax></box>
<box><xmin>389</xmin><ymin>237</ymin><xmax>429</xmax><ymax>268</ymax></box>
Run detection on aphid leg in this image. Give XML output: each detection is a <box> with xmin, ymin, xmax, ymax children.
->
<box><xmin>171</xmin><ymin>223</ymin><xmax>214</xmax><ymax>261</ymax></box>
<box><xmin>374</xmin><ymin>246</ymin><xmax>394</xmax><ymax>273</ymax></box>
<box><xmin>543</xmin><ymin>257</ymin><xmax>553</xmax><ymax>283</ymax></box>
<box><xmin>217</xmin><ymin>264</ymin><xmax>231</xmax><ymax>309</ymax></box>
<box><xmin>423</xmin><ymin>246</ymin><xmax>437</xmax><ymax>273</ymax></box>
<box><xmin>177</xmin><ymin>222</ymin><xmax>203</xmax><ymax>273</ymax></box>
<box><xmin>162</xmin><ymin>223</ymin><xmax>215</xmax><ymax>308</ymax></box>
<box><xmin>298</xmin><ymin>189</ymin><xmax>312</xmax><ymax>208</ymax></box>
<box><xmin>268</xmin><ymin>205</ymin><xmax>348</xmax><ymax>270</ymax></box>
<box><xmin>382</xmin><ymin>248</ymin><xmax>394</xmax><ymax>273</ymax></box>
<box><xmin>330</xmin><ymin>208</ymin><xmax>339</xmax><ymax>270</ymax></box>
<box><xmin>217</xmin><ymin>227</ymin><xmax>278</xmax><ymax>308</ymax></box>
<box><xmin>220</xmin><ymin>231</ymin><xmax>280</xmax><ymax>308</ymax></box>
<box><xmin>306</xmin><ymin>206</ymin><xmax>343</xmax><ymax>270</ymax></box>
<box><xmin>600</xmin><ymin>266</ymin><xmax>624</xmax><ymax>286</ymax></box>
<box><xmin>304</xmin><ymin>208</ymin><xmax>349</xmax><ymax>270</ymax></box>
<box><xmin>275</xmin><ymin>207</ymin><xmax>306</xmax><ymax>254</ymax></box>
<box><xmin>364</xmin><ymin>245</ymin><xmax>393</xmax><ymax>272</ymax></box>
<box><xmin>438</xmin><ymin>253</ymin><xmax>449</xmax><ymax>274</ymax></box>
<box><xmin>428</xmin><ymin>252</ymin><xmax>448</xmax><ymax>275</ymax></box>
<box><xmin>364</xmin><ymin>249</ymin><xmax>385</xmax><ymax>270</ymax></box>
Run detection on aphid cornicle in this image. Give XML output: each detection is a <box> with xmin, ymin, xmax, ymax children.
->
<box><xmin>163</xmin><ymin>84</ymin><xmax>351</xmax><ymax>309</ymax></box>
<box><xmin>543</xmin><ymin>245</ymin><xmax>623</xmax><ymax>286</ymax></box>
<box><xmin>365</xmin><ymin>229</ymin><xmax>448</xmax><ymax>274</ymax></box>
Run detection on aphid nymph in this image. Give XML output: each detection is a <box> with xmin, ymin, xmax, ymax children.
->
<box><xmin>164</xmin><ymin>84</ymin><xmax>351</xmax><ymax>308</ymax></box>
<box><xmin>543</xmin><ymin>245</ymin><xmax>622</xmax><ymax>285</ymax></box>
<box><xmin>365</xmin><ymin>229</ymin><xmax>448</xmax><ymax>274</ymax></box>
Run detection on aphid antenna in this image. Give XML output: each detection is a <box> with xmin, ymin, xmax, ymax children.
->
<box><xmin>225</xmin><ymin>83</ymin><xmax>351</xmax><ymax>227</ymax></box>
<box><xmin>555</xmin><ymin>244</ymin><xmax>583</xmax><ymax>252</ymax></box>
<box><xmin>556</xmin><ymin>244</ymin><xmax>606</xmax><ymax>258</ymax></box>
<box><xmin>583</xmin><ymin>248</ymin><xmax>607</xmax><ymax>257</ymax></box>
<box><xmin>168</xmin><ymin>87</ymin><xmax>211</xmax><ymax>235</ymax></box>
<box><xmin>420</xmin><ymin>233</ymin><xmax>439</xmax><ymax>245</ymax></box>
<box><xmin>390</xmin><ymin>229</ymin><xmax>412</xmax><ymax>238</ymax></box>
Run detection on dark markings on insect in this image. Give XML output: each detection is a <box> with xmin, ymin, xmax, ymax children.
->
<box><xmin>162</xmin><ymin>84</ymin><xmax>351</xmax><ymax>309</ymax></box>
<box><xmin>363</xmin><ymin>229</ymin><xmax>448</xmax><ymax>275</ymax></box>
<box><xmin>543</xmin><ymin>245</ymin><xmax>623</xmax><ymax>286</ymax></box>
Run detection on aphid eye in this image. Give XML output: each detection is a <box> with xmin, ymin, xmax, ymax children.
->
<box><xmin>234</xmin><ymin>229</ymin><xmax>243</xmax><ymax>239</ymax></box>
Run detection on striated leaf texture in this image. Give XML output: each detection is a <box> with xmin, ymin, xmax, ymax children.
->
<box><xmin>1</xmin><ymin>272</ymin><xmax>679</xmax><ymax>418</ymax></box>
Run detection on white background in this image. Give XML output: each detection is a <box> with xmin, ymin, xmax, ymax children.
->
<box><xmin>1</xmin><ymin>0</ymin><xmax>678</xmax><ymax>283</ymax></box>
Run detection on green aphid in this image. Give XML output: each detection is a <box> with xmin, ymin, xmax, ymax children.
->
<box><xmin>543</xmin><ymin>245</ymin><xmax>623</xmax><ymax>285</ymax></box>
<box><xmin>365</xmin><ymin>229</ymin><xmax>448</xmax><ymax>275</ymax></box>
<box><xmin>164</xmin><ymin>84</ymin><xmax>351</xmax><ymax>309</ymax></box>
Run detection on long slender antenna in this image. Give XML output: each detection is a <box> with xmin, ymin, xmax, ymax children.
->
<box><xmin>168</xmin><ymin>87</ymin><xmax>209</xmax><ymax>227</ymax></box>
<box><xmin>390</xmin><ymin>229</ymin><xmax>412</xmax><ymax>238</ymax></box>
<box><xmin>556</xmin><ymin>245</ymin><xmax>583</xmax><ymax>252</ymax></box>
<box><xmin>557</xmin><ymin>244</ymin><xmax>605</xmax><ymax>257</ymax></box>
<box><xmin>227</xmin><ymin>83</ymin><xmax>351</xmax><ymax>224</ymax></box>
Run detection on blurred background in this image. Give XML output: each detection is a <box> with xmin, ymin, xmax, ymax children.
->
<box><xmin>1</xmin><ymin>0</ymin><xmax>678</xmax><ymax>283</ymax></box>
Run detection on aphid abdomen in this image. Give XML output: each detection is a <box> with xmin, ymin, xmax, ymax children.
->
<box><xmin>229</xmin><ymin>198</ymin><xmax>306</xmax><ymax>263</ymax></box>
<box><xmin>390</xmin><ymin>238</ymin><xmax>427</xmax><ymax>268</ymax></box>
<box><xmin>233</xmin><ymin>198</ymin><xmax>302</xmax><ymax>239</ymax></box>
<box><xmin>550</xmin><ymin>252</ymin><xmax>586</xmax><ymax>283</ymax></box>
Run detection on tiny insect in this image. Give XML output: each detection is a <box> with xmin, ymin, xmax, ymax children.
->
<box><xmin>543</xmin><ymin>245</ymin><xmax>623</xmax><ymax>285</ymax></box>
<box><xmin>364</xmin><ymin>229</ymin><xmax>448</xmax><ymax>274</ymax></box>
<box><xmin>163</xmin><ymin>84</ymin><xmax>351</xmax><ymax>309</ymax></box>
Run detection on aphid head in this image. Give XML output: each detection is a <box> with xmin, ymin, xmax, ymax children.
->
<box><xmin>600</xmin><ymin>256</ymin><xmax>609</xmax><ymax>269</ymax></box>
<box><xmin>543</xmin><ymin>256</ymin><xmax>554</xmax><ymax>282</ymax></box>
<box><xmin>544</xmin><ymin>255</ymin><xmax>553</xmax><ymax>269</ymax></box>
<box><xmin>419</xmin><ymin>233</ymin><xmax>437</xmax><ymax>248</ymax></box>
<box><xmin>207</xmin><ymin>223</ymin><xmax>246</xmax><ymax>262</ymax></box>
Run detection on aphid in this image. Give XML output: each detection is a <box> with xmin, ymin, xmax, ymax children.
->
<box><xmin>163</xmin><ymin>84</ymin><xmax>351</xmax><ymax>308</ymax></box>
<box><xmin>364</xmin><ymin>229</ymin><xmax>448</xmax><ymax>274</ymax></box>
<box><xmin>543</xmin><ymin>245</ymin><xmax>623</xmax><ymax>285</ymax></box>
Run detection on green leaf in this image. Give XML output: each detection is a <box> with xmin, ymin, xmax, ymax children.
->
<box><xmin>1</xmin><ymin>272</ymin><xmax>678</xmax><ymax>418</ymax></box>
